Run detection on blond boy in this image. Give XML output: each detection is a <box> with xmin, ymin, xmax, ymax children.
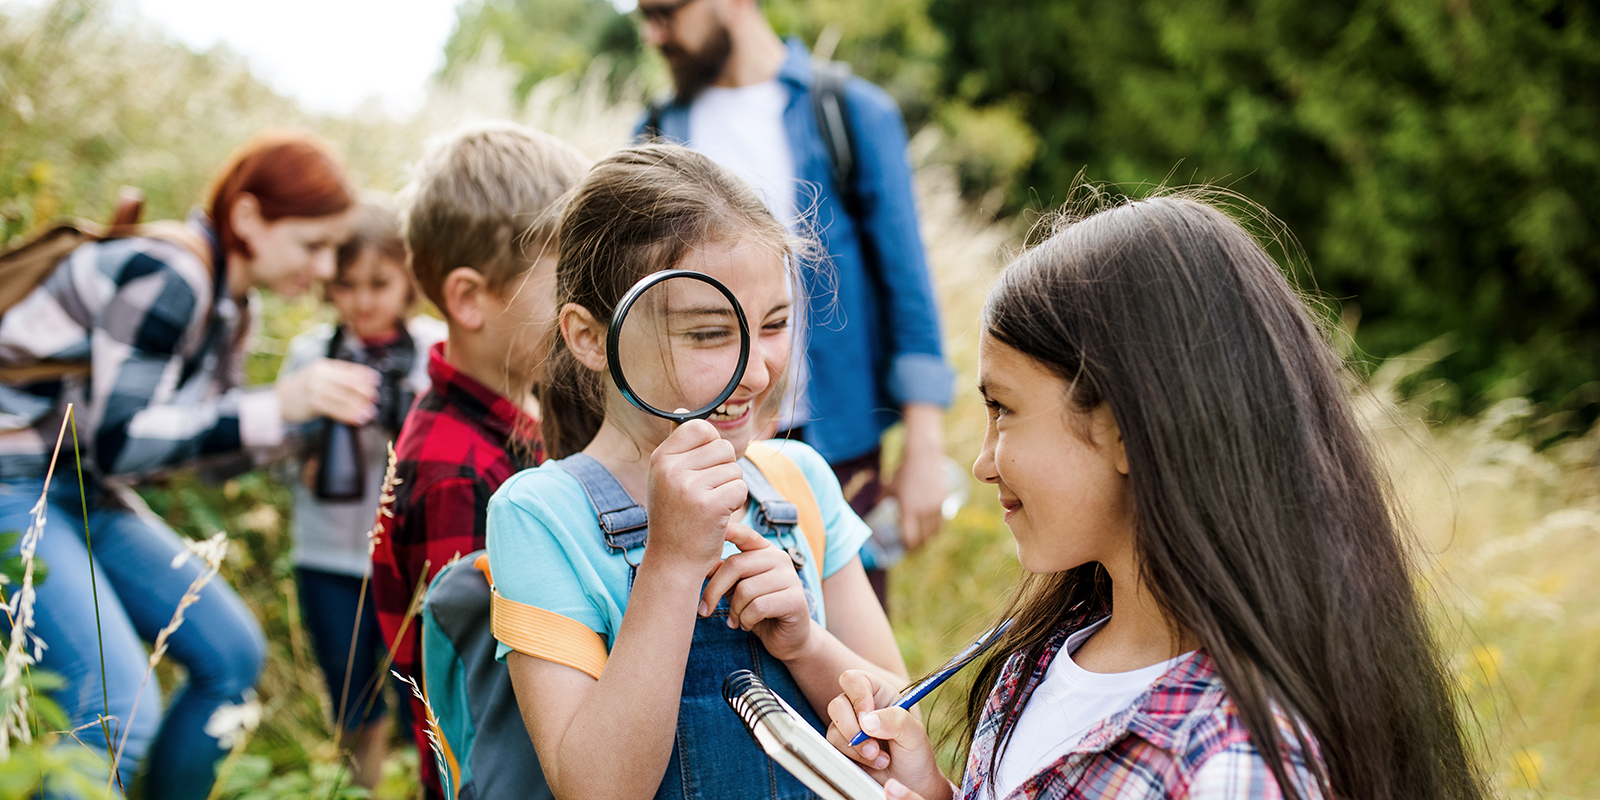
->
<box><xmin>371</xmin><ymin>123</ymin><xmax>587</xmax><ymax>799</ymax></box>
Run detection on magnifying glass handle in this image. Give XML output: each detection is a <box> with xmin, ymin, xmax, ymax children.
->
<box><xmin>673</xmin><ymin>407</ymin><xmax>763</xmax><ymax>559</ymax></box>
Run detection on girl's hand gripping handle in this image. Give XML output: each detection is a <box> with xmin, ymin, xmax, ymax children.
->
<box><xmin>826</xmin><ymin>670</ymin><xmax>954</xmax><ymax>800</ymax></box>
<box><xmin>646</xmin><ymin>418</ymin><xmax>747</xmax><ymax>572</ymax></box>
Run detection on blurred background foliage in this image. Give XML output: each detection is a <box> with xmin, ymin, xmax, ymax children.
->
<box><xmin>1</xmin><ymin>0</ymin><xmax>1598</xmax><ymax>796</ymax></box>
<box><xmin>930</xmin><ymin>0</ymin><xmax>1600</xmax><ymax>428</ymax></box>
<box><xmin>444</xmin><ymin>0</ymin><xmax>1600</xmax><ymax>428</ymax></box>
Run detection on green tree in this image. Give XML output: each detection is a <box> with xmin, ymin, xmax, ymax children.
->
<box><xmin>440</xmin><ymin>0</ymin><xmax>1038</xmax><ymax>204</ymax></box>
<box><xmin>440</xmin><ymin>0</ymin><xmax>646</xmax><ymax>100</ymax></box>
<box><xmin>932</xmin><ymin>0</ymin><xmax>1600</xmax><ymax>414</ymax></box>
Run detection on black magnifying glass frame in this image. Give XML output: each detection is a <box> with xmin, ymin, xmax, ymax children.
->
<box><xmin>605</xmin><ymin>269</ymin><xmax>752</xmax><ymax>424</ymax></box>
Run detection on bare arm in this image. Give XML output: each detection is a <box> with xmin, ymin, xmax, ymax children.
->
<box><xmin>506</xmin><ymin>556</ymin><xmax>705</xmax><ymax>800</ymax></box>
<box><xmin>887</xmin><ymin>402</ymin><xmax>947</xmax><ymax>549</ymax></box>
<box><xmin>505</xmin><ymin>420</ymin><xmax>745</xmax><ymax>800</ymax></box>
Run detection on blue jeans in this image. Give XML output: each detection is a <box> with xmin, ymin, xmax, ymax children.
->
<box><xmin>660</xmin><ymin>594</ymin><xmax>824</xmax><ymax>800</ymax></box>
<box><xmin>294</xmin><ymin>567</ymin><xmax>391</xmax><ymax>731</ymax></box>
<box><xmin>557</xmin><ymin>452</ymin><xmax>824</xmax><ymax>800</ymax></box>
<box><xmin>0</xmin><ymin>481</ymin><xmax>266</xmax><ymax>797</ymax></box>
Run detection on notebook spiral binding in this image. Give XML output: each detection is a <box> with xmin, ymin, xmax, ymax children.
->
<box><xmin>723</xmin><ymin>668</ymin><xmax>786</xmax><ymax>740</ymax></box>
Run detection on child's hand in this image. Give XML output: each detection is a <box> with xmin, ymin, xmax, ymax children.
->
<box><xmin>646</xmin><ymin>420</ymin><xmax>747</xmax><ymax>572</ymax></box>
<box><xmin>701</xmin><ymin>522</ymin><xmax>812</xmax><ymax>660</ymax></box>
<box><xmin>826</xmin><ymin>670</ymin><xmax>952</xmax><ymax>800</ymax></box>
<box><xmin>278</xmin><ymin>358</ymin><xmax>379</xmax><ymax>425</ymax></box>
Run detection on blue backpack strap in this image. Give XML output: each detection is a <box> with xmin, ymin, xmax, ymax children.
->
<box><xmin>557</xmin><ymin>453</ymin><xmax>649</xmax><ymax>558</ymax></box>
<box><xmin>739</xmin><ymin>457</ymin><xmax>796</xmax><ymax>537</ymax></box>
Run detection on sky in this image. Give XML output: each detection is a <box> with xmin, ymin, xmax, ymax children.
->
<box><xmin>127</xmin><ymin>0</ymin><xmax>468</xmax><ymax>115</ymax></box>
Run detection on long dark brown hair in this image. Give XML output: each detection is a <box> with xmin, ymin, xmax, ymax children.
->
<box><xmin>540</xmin><ymin>144</ymin><xmax>794</xmax><ymax>458</ymax></box>
<box><xmin>960</xmin><ymin>189</ymin><xmax>1483</xmax><ymax>800</ymax></box>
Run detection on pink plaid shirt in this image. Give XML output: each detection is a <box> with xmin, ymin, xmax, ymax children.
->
<box><xmin>959</xmin><ymin>615</ymin><xmax>1327</xmax><ymax>800</ymax></box>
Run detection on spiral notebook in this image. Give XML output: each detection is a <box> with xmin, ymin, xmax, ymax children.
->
<box><xmin>723</xmin><ymin>670</ymin><xmax>887</xmax><ymax>800</ymax></box>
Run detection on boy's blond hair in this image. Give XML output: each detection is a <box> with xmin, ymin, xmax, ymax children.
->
<box><xmin>400</xmin><ymin>122</ymin><xmax>589</xmax><ymax>314</ymax></box>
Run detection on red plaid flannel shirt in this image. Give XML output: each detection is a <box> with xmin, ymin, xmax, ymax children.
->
<box><xmin>958</xmin><ymin>609</ymin><xmax>1327</xmax><ymax>800</ymax></box>
<box><xmin>371</xmin><ymin>342</ymin><xmax>540</xmax><ymax>798</ymax></box>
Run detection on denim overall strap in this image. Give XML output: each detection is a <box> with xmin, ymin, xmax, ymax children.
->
<box><xmin>739</xmin><ymin>459</ymin><xmax>821</xmax><ymax>624</ymax></box>
<box><xmin>557</xmin><ymin>453</ymin><xmax>649</xmax><ymax>562</ymax></box>
<box><xmin>557</xmin><ymin>453</ymin><xmax>826</xmax><ymax>800</ymax></box>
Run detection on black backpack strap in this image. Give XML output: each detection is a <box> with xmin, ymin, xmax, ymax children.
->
<box><xmin>324</xmin><ymin>324</ymin><xmax>346</xmax><ymax>360</ymax></box>
<box><xmin>641</xmin><ymin>98</ymin><xmax>668</xmax><ymax>141</ymax></box>
<box><xmin>810</xmin><ymin>59</ymin><xmax>862</xmax><ymax>219</ymax></box>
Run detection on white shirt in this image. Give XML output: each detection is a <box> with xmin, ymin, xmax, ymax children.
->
<box><xmin>687</xmin><ymin>80</ymin><xmax>799</xmax><ymax>229</ymax></box>
<box><xmin>687</xmin><ymin>79</ymin><xmax>811</xmax><ymax>429</ymax></box>
<box><xmin>993</xmin><ymin>618</ymin><xmax>1189</xmax><ymax>798</ymax></box>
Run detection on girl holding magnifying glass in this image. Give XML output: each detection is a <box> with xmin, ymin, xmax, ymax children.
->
<box><xmin>485</xmin><ymin>144</ymin><xmax>906</xmax><ymax>800</ymax></box>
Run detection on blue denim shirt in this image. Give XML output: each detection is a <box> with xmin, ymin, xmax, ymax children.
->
<box><xmin>638</xmin><ymin>39</ymin><xmax>953</xmax><ymax>464</ymax></box>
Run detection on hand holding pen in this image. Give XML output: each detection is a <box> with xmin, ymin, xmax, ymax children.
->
<box><xmin>848</xmin><ymin>618</ymin><xmax>1014</xmax><ymax>747</ymax></box>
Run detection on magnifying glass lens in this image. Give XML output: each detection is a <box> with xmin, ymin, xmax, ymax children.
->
<box><xmin>615</xmin><ymin>274</ymin><xmax>746</xmax><ymax>419</ymax></box>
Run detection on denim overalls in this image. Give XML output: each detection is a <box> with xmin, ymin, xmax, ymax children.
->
<box><xmin>558</xmin><ymin>453</ymin><xmax>825</xmax><ymax>800</ymax></box>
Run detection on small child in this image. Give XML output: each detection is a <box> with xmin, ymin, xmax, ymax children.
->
<box><xmin>277</xmin><ymin>200</ymin><xmax>445</xmax><ymax>789</ymax></box>
<box><xmin>825</xmin><ymin>193</ymin><xmax>1485</xmax><ymax>800</ymax></box>
<box><xmin>486</xmin><ymin>144</ymin><xmax>907</xmax><ymax>800</ymax></box>
<box><xmin>371</xmin><ymin>122</ymin><xmax>589</xmax><ymax>799</ymax></box>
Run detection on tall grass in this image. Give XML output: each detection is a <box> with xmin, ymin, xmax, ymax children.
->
<box><xmin>2</xmin><ymin>0</ymin><xmax>1596</xmax><ymax>797</ymax></box>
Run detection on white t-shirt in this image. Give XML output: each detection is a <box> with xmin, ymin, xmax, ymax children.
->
<box><xmin>686</xmin><ymin>79</ymin><xmax>811</xmax><ymax>430</ymax></box>
<box><xmin>687</xmin><ymin>80</ymin><xmax>798</xmax><ymax>229</ymax></box>
<box><xmin>993</xmin><ymin>618</ymin><xmax>1189</xmax><ymax>798</ymax></box>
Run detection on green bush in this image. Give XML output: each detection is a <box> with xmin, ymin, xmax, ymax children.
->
<box><xmin>931</xmin><ymin>0</ymin><xmax>1600</xmax><ymax>416</ymax></box>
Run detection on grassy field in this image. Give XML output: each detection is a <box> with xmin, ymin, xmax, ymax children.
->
<box><xmin>3</xmin><ymin>1</ymin><xmax>1598</xmax><ymax>797</ymax></box>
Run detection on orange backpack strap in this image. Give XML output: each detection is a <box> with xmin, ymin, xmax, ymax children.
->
<box><xmin>742</xmin><ymin>441</ymin><xmax>828</xmax><ymax>575</ymax></box>
<box><xmin>477</xmin><ymin>554</ymin><xmax>609</xmax><ymax>680</ymax></box>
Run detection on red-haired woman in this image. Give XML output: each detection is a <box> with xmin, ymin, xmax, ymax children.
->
<box><xmin>0</xmin><ymin>133</ymin><xmax>379</xmax><ymax>796</ymax></box>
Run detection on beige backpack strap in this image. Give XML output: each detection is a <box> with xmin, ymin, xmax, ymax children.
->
<box><xmin>1</xmin><ymin>185</ymin><xmax>214</xmax><ymax>386</ymax></box>
<box><xmin>0</xmin><ymin>220</ymin><xmax>104</xmax><ymax>384</ymax></box>
<box><xmin>106</xmin><ymin>186</ymin><xmax>145</xmax><ymax>237</ymax></box>
<box><xmin>0</xmin><ymin>221</ymin><xmax>102</xmax><ymax>315</ymax></box>
<box><xmin>743</xmin><ymin>441</ymin><xmax>828</xmax><ymax>575</ymax></box>
<box><xmin>136</xmin><ymin>220</ymin><xmax>214</xmax><ymax>272</ymax></box>
<box><xmin>477</xmin><ymin>553</ymin><xmax>609</xmax><ymax>680</ymax></box>
<box><xmin>0</xmin><ymin>361</ymin><xmax>91</xmax><ymax>383</ymax></box>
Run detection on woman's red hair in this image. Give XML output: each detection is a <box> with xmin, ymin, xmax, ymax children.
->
<box><xmin>207</xmin><ymin>132</ymin><xmax>354</xmax><ymax>257</ymax></box>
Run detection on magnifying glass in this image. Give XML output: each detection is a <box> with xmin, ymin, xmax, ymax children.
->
<box><xmin>607</xmin><ymin>269</ymin><xmax>751</xmax><ymax>424</ymax></box>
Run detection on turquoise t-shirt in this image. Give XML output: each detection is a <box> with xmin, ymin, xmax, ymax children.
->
<box><xmin>486</xmin><ymin>439</ymin><xmax>871</xmax><ymax>663</ymax></box>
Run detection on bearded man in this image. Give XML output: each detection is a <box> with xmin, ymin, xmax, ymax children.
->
<box><xmin>634</xmin><ymin>0</ymin><xmax>954</xmax><ymax>603</ymax></box>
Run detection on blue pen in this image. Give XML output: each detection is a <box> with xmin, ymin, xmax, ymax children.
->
<box><xmin>849</xmin><ymin>618</ymin><xmax>1014</xmax><ymax>747</ymax></box>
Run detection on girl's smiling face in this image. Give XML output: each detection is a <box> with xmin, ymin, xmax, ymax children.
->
<box><xmin>327</xmin><ymin>248</ymin><xmax>411</xmax><ymax>341</ymax></box>
<box><xmin>974</xmin><ymin>331</ymin><xmax>1136</xmax><ymax>575</ymax></box>
<box><xmin>611</xmin><ymin>239</ymin><xmax>792</xmax><ymax>458</ymax></box>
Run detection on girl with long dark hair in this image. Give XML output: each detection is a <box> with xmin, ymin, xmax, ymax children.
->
<box><xmin>826</xmin><ymin>191</ymin><xmax>1484</xmax><ymax>800</ymax></box>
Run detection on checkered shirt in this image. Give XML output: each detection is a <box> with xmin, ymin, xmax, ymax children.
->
<box><xmin>370</xmin><ymin>341</ymin><xmax>540</xmax><ymax>798</ymax></box>
<box><xmin>0</xmin><ymin>215</ymin><xmax>275</xmax><ymax>484</ymax></box>
<box><xmin>959</xmin><ymin>614</ymin><xmax>1327</xmax><ymax>800</ymax></box>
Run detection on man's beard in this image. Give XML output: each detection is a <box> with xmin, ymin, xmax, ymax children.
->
<box><xmin>662</xmin><ymin>22</ymin><xmax>733</xmax><ymax>100</ymax></box>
